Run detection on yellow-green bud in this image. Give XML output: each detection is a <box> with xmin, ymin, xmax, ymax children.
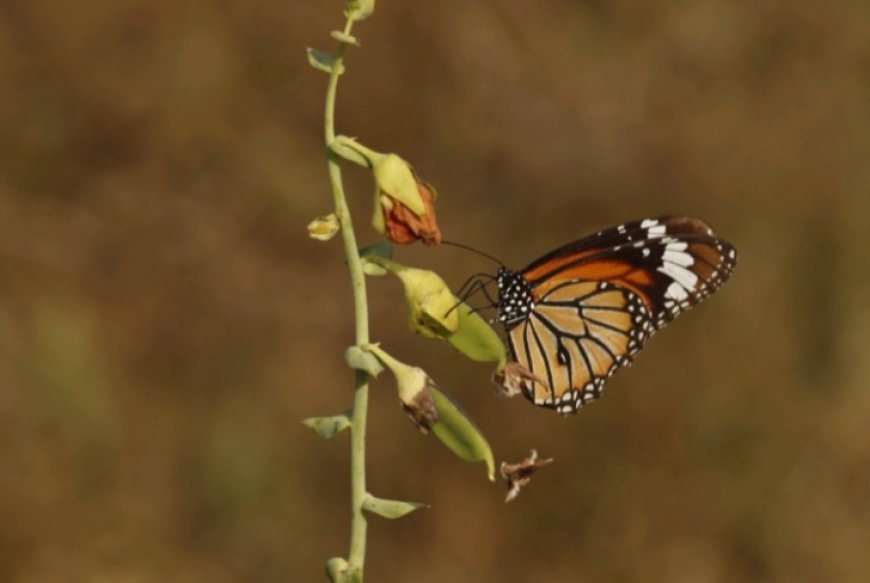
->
<box><xmin>393</xmin><ymin>266</ymin><xmax>459</xmax><ymax>338</ymax></box>
<box><xmin>307</xmin><ymin>213</ymin><xmax>340</xmax><ymax>241</ymax></box>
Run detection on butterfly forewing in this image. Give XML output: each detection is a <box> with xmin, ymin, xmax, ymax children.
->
<box><xmin>499</xmin><ymin>216</ymin><xmax>736</xmax><ymax>415</ymax></box>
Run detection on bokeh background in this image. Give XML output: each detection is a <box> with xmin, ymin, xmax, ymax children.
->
<box><xmin>2</xmin><ymin>1</ymin><xmax>869</xmax><ymax>581</ymax></box>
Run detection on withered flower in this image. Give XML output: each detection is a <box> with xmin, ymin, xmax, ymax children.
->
<box><xmin>500</xmin><ymin>449</ymin><xmax>554</xmax><ymax>503</ymax></box>
<box><xmin>369</xmin><ymin>153</ymin><xmax>441</xmax><ymax>246</ymax></box>
<box><xmin>378</xmin><ymin>172</ymin><xmax>441</xmax><ymax>245</ymax></box>
<box><xmin>492</xmin><ymin>362</ymin><xmax>544</xmax><ymax>399</ymax></box>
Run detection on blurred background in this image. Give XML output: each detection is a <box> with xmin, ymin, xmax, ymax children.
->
<box><xmin>1</xmin><ymin>1</ymin><xmax>869</xmax><ymax>581</ymax></box>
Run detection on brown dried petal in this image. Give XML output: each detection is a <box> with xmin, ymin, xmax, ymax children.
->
<box><xmin>500</xmin><ymin>449</ymin><xmax>554</xmax><ymax>503</ymax></box>
<box><xmin>492</xmin><ymin>362</ymin><xmax>545</xmax><ymax>398</ymax></box>
<box><xmin>381</xmin><ymin>178</ymin><xmax>441</xmax><ymax>246</ymax></box>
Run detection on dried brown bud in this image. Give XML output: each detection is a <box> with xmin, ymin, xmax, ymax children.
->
<box><xmin>500</xmin><ymin>449</ymin><xmax>554</xmax><ymax>503</ymax></box>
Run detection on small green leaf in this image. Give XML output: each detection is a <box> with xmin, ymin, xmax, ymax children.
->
<box><xmin>307</xmin><ymin>48</ymin><xmax>344</xmax><ymax>75</ymax></box>
<box><xmin>331</xmin><ymin>30</ymin><xmax>360</xmax><ymax>45</ymax></box>
<box><xmin>303</xmin><ymin>413</ymin><xmax>351</xmax><ymax>440</ymax></box>
<box><xmin>359</xmin><ymin>240</ymin><xmax>393</xmax><ymax>261</ymax></box>
<box><xmin>446</xmin><ymin>302</ymin><xmax>507</xmax><ymax>366</ymax></box>
<box><xmin>362</xmin><ymin>493</ymin><xmax>427</xmax><ymax>519</ymax></box>
<box><xmin>329</xmin><ymin>137</ymin><xmax>370</xmax><ymax>167</ymax></box>
<box><xmin>344</xmin><ymin>345</ymin><xmax>384</xmax><ymax>377</ymax></box>
<box><xmin>359</xmin><ymin>241</ymin><xmax>393</xmax><ymax>276</ymax></box>
<box><xmin>344</xmin><ymin>0</ymin><xmax>375</xmax><ymax>22</ymax></box>
<box><xmin>429</xmin><ymin>385</ymin><xmax>496</xmax><ymax>481</ymax></box>
<box><xmin>362</xmin><ymin>260</ymin><xmax>387</xmax><ymax>277</ymax></box>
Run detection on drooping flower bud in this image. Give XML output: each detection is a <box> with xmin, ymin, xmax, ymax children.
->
<box><xmin>363</xmin><ymin>258</ymin><xmax>458</xmax><ymax>338</ymax></box>
<box><xmin>329</xmin><ymin>137</ymin><xmax>441</xmax><ymax>245</ymax></box>
<box><xmin>364</xmin><ymin>344</ymin><xmax>496</xmax><ymax>480</ymax></box>
<box><xmin>363</xmin><ymin>344</ymin><xmax>439</xmax><ymax>430</ymax></box>
<box><xmin>362</xmin><ymin>257</ymin><xmax>507</xmax><ymax>365</ymax></box>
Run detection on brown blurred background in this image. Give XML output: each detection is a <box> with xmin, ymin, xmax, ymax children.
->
<box><xmin>1</xmin><ymin>1</ymin><xmax>869</xmax><ymax>581</ymax></box>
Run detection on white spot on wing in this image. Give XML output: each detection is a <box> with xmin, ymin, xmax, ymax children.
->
<box><xmin>648</xmin><ymin>225</ymin><xmax>667</xmax><ymax>237</ymax></box>
<box><xmin>663</xmin><ymin>250</ymin><xmax>694</xmax><ymax>267</ymax></box>
<box><xmin>640</xmin><ymin>219</ymin><xmax>658</xmax><ymax>229</ymax></box>
<box><xmin>658</xmin><ymin>261</ymin><xmax>699</xmax><ymax>290</ymax></box>
<box><xmin>665</xmin><ymin>281</ymin><xmax>689</xmax><ymax>301</ymax></box>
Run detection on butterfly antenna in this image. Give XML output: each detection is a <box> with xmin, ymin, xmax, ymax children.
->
<box><xmin>441</xmin><ymin>239</ymin><xmax>505</xmax><ymax>266</ymax></box>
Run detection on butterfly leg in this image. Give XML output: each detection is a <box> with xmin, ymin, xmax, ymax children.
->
<box><xmin>446</xmin><ymin>277</ymin><xmax>498</xmax><ymax>318</ymax></box>
<box><xmin>455</xmin><ymin>273</ymin><xmax>496</xmax><ymax>300</ymax></box>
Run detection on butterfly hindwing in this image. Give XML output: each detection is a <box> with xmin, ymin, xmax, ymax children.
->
<box><xmin>506</xmin><ymin>281</ymin><xmax>654</xmax><ymax>414</ymax></box>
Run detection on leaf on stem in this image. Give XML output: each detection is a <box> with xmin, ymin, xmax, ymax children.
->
<box><xmin>344</xmin><ymin>345</ymin><xmax>384</xmax><ymax>377</ymax></box>
<box><xmin>359</xmin><ymin>241</ymin><xmax>393</xmax><ymax>276</ymax></box>
<box><xmin>303</xmin><ymin>413</ymin><xmax>352</xmax><ymax>440</ymax></box>
<box><xmin>331</xmin><ymin>30</ymin><xmax>360</xmax><ymax>45</ymax></box>
<box><xmin>307</xmin><ymin>48</ymin><xmax>345</xmax><ymax>75</ymax></box>
<box><xmin>329</xmin><ymin>137</ymin><xmax>370</xmax><ymax>167</ymax></box>
<box><xmin>362</xmin><ymin>493</ymin><xmax>427</xmax><ymax>519</ymax></box>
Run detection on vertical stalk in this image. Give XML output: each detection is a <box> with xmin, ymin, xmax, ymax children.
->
<box><xmin>323</xmin><ymin>18</ymin><xmax>369</xmax><ymax>580</ymax></box>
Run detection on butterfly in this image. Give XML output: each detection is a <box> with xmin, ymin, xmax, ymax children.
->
<box><xmin>461</xmin><ymin>216</ymin><xmax>737</xmax><ymax>415</ymax></box>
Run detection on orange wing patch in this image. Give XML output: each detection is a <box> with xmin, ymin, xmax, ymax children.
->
<box><xmin>532</xmin><ymin>260</ymin><xmax>657</xmax><ymax>311</ymax></box>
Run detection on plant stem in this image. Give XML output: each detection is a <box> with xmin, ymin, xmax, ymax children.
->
<box><xmin>323</xmin><ymin>17</ymin><xmax>370</xmax><ymax>581</ymax></box>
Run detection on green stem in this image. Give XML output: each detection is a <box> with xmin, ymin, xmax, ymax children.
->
<box><xmin>324</xmin><ymin>17</ymin><xmax>369</xmax><ymax>581</ymax></box>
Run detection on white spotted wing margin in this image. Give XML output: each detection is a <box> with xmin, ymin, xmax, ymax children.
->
<box><xmin>501</xmin><ymin>216</ymin><xmax>737</xmax><ymax>415</ymax></box>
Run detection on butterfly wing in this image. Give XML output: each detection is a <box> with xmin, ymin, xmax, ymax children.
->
<box><xmin>506</xmin><ymin>217</ymin><xmax>736</xmax><ymax>414</ymax></box>
<box><xmin>507</xmin><ymin>281</ymin><xmax>652</xmax><ymax>414</ymax></box>
<box><xmin>521</xmin><ymin>216</ymin><xmax>717</xmax><ymax>284</ymax></box>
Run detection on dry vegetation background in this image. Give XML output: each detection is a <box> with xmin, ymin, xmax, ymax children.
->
<box><xmin>2</xmin><ymin>1</ymin><xmax>870</xmax><ymax>581</ymax></box>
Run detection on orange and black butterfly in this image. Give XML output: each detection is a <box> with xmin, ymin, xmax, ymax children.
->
<box><xmin>460</xmin><ymin>216</ymin><xmax>736</xmax><ymax>415</ymax></box>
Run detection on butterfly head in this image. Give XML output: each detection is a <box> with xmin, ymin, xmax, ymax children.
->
<box><xmin>496</xmin><ymin>267</ymin><xmax>535</xmax><ymax>326</ymax></box>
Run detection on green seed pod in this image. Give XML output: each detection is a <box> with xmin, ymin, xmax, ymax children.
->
<box><xmin>428</xmin><ymin>384</ymin><xmax>496</xmax><ymax>481</ymax></box>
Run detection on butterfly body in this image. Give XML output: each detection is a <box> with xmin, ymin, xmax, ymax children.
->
<box><xmin>492</xmin><ymin>216</ymin><xmax>736</xmax><ymax>415</ymax></box>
